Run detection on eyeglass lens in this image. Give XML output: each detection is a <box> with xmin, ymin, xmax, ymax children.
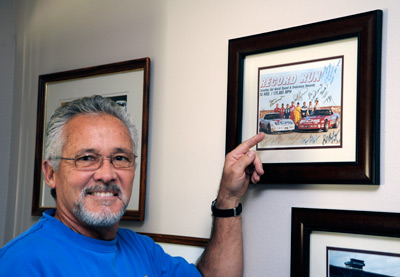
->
<box><xmin>74</xmin><ymin>153</ymin><xmax>135</xmax><ymax>169</ymax></box>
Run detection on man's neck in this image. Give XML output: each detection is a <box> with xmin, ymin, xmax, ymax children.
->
<box><xmin>54</xmin><ymin>209</ymin><xmax>118</xmax><ymax>241</ymax></box>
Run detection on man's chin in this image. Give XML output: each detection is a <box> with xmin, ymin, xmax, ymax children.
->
<box><xmin>74</xmin><ymin>202</ymin><xmax>127</xmax><ymax>228</ymax></box>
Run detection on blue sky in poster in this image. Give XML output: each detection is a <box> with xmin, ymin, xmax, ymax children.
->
<box><xmin>258</xmin><ymin>57</ymin><xmax>342</xmax><ymax>111</ymax></box>
<box><xmin>329</xmin><ymin>249</ymin><xmax>400</xmax><ymax>276</ymax></box>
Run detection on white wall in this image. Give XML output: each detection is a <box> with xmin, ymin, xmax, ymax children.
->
<box><xmin>6</xmin><ymin>0</ymin><xmax>400</xmax><ymax>276</ymax></box>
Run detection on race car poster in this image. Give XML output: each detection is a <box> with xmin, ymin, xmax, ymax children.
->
<box><xmin>257</xmin><ymin>56</ymin><xmax>343</xmax><ymax>150</ymax></box>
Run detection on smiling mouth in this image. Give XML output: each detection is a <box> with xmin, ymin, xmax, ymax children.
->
<box><xmin>88</xmin><ymin>191</ymin><xmax>118</xmax><ymax>197</ymax></box>
<box><xmin>84</xmin><ymin>184</ymin><xmax>122</xmax><ymax>198</ymax></box>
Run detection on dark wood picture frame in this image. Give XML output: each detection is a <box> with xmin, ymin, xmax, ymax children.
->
<box><xmin>32</xmin><ymin>58</ymin><xmax>150</xmax><ymax>221</ymax></box>
<box><xmin>139</xmin><ymin>232</ymin><xmax>208</xmax><ymax>247</ymax></box>
<box><xmin>291</xmin><ymin>207</ymin><xmax>400</xmax><ymax>277</ymax></box>
<box><xmin>226</xmin><ymin>10</ymin><xmax>382</xmax><ymax>184</ymax></box>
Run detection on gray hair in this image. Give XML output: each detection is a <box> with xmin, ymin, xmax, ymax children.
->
<box><xmin>44</xmin><ymin>95</ymin><xmax>138</xmax><ymax>199</ymax></box>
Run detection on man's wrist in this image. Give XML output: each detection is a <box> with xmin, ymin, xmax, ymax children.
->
<box><xmin>215</xmin><ymin>187</ymin><xmax>242</xmax><ymax>208</ymax></box>
<box><xmin>211</xmin><ymin>199</ymin><xmax>242</xmax><ymax>217</ymax></box>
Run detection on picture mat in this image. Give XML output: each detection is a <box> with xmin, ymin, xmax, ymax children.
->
<box><xmin>242</xmin><ymin>37</ymin><xmax>358</xmax><ymax>163</ymax></box>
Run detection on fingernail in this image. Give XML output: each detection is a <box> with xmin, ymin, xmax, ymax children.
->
<box><xmin>247</xmin><ymin>151</ymin><xmax>254</xmax><ymax>158</ymax></box>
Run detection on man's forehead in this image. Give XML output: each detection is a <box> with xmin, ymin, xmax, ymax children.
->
<box><xmin>72</xmin><ymin>147</ymin><xmax>133</xmax><ymax>154</ymax></box>
<box><xmin>62</xmin><ymin>114</ymin><xmax>133</xmax><ymax>150</ymax></box>
<box><xmin>65</xmin><ymin>113</ymin><xmax>128</xmax><ymax>130</ymax></box>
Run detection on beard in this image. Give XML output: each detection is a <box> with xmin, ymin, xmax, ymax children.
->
<box><xmin>73</xmin><ymin>184</ymin><xmax>128</xmax><ymax>228</ymax></box>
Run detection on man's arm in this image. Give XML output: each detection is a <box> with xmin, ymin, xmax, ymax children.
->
<box><xmin>197</xmin><ymin>132</ymin><xmax>265</xmax><ymax>276</ymax></box>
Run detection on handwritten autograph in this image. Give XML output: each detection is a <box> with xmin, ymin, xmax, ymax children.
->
<box><xmin>293</xmin><ymin>88</ymin><xmax>308</xmax><ymax>102</ymax></box>
<box><xmin>269</xmin><ymin>95</ymin><xmax>285</xmax><ymax>107</ymax></box>
<box><xmin>322</xmin><ymin>130</ymin><xmax>340</xmax><ymax>145</ymax></box>
<box><xmin>301</xmin><ymin>134</ymin><xmax>321</xmax><ymax>145</ymax></box>
<box><xmin>323</xmin><ymin>60</ymin><xmax>341</xmax><ymax>85</ymax></box>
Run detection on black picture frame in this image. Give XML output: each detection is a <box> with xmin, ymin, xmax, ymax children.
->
<box><xmin>226</xmin><ymin>10</ymin><xmax>382</xmax><ymax>184</ymax></box>
<box><xmin>32</xmin><ymin>58</ymin><xmax>150</xmax><ymax>221</ymax></box>
<box><xmin>291</xmin><ymin>207</ymin><xmax>400</xmax><ymax>276</ymax></box>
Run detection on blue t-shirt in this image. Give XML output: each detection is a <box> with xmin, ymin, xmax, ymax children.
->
<box><xmin>0</xmin><ymin>209</ymin><xmax>201</xmax><ymax>276</ymax></box>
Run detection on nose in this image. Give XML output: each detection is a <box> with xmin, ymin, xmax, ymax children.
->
<box><xmin>93</xmin><ymin>157</ymin><xmax>117</xmax><ymax>183</ymax></box>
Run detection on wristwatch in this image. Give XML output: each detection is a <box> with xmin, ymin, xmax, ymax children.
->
<box><xmin>211</xmin><ymin>199</ymin><xmax>242</xmax><ymax>217</ymax></box>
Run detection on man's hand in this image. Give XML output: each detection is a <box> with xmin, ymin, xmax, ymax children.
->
<box><xmin>216</xmin><ymin>132</ymin><xmax>265</xmax><ymax>208</ymax></box>
<box><xmin>197</xmin><ymin>133</ymin><xmax>265</xmax><ymax>276</ymax></box>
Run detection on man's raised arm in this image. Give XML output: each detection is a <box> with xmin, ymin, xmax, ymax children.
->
<box><xmin>197</xmin><ymin>132</ymin><xmax>265</xmax><ymax>276</ymax></box>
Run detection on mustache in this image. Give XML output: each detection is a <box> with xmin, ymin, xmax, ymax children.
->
<box><xmin>82</xmin><ymin>184</ymin><xmax>122</xmax><ymax>197</ymax></box>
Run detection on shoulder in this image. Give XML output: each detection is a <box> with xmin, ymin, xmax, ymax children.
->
<box><xmin>0</xmin><ymin>210</ymin><xmax>68</xmax><ymax>265</ymax></box>
<box><xmin>0</xmin><ymin>219</ymin><xmax>51</xmax><ymax>274</ymax></box>
<box><xmin>1</xmin><ymin>218</ymin><xmax>48</xmax><ymax>253</ymax></box>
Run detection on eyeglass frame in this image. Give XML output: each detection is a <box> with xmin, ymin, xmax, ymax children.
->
<box><xmin>52</xmin><ymin>152</ymin><xmax>138</xmax><ymax>170</ymax></box>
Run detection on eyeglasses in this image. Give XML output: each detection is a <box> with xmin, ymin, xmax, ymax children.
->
<box><xmin>53</xmin><ymin>152</ymin><xmax>137</xmax><ymax>170</ymax></box>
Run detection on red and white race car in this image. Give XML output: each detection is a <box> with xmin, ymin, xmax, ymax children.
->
<box><xmin>259</xmin><ymin>113</ymin><xmax>295</xmax><ymax>134</ymax></box>
<box><xmin>298</xmin><ymin>109</ymin><xmax>340</xmax><ymax>132</ymax></box>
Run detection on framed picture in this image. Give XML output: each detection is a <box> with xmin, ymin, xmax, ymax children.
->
<box><xmin>226</xmin><ymin>10</ymin><xmax>382</xmax><ymax>184</ymax></box>
<box><xmin>32</xmin><ymin>58</ymin><xmax>150</xmax><ymax>221</ymax></box>
<box><xmin>291</xmin><ymin>207</ymin><xmax>400</xmax><ymax>277</ymax></box>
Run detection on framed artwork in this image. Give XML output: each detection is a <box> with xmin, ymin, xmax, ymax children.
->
<box><xmin>291</xmin><ymin>207</ymin><xmax>400</xmax><ymax>277</ymax></box>
<box><xmin>32</xmin><ymin>58</ymin><xmax>150</xmax><ymax>221</ymax></box>
<box><xmin>226</xmin><ymin>10</ymin><xmax>382</xmax><ymax>184</ymax></box>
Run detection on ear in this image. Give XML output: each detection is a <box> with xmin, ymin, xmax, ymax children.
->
<box><xmin>43</xmin><ymin>160</ymin><xmax>56</xmax><ymax>189</ymax></box>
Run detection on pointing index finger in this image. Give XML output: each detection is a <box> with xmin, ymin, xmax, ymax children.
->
<box><xmin>235</xmin><ymin>132</ymin><xmax>265</xmax><ymax>154</ymax></box>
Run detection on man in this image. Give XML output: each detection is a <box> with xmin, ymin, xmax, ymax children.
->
<box><xmin>289</xmin><ymin>101</ymin><xmax>295</xmax><ymax>122</ymax></box>
<box><xmin>301</xmin><ymin>101</ymin><xmax>308</xmax><ymax>118</ymax></box>
<box><xmin>314</xmin><ymin>99</ymin><xmax>321</xmax><ymax>110</ymax></box>
<box><xmin>294</xmin><ymin>102</ymin><xmax>302</xmax><ymax>126</ymax></box>
<box><xmin>0</xmin><ymin>95</ymin><xmax>264</xmax><ymax>276</ymax></box>
<box><xmin>284</xmin><ymin>103</ymin><xmax>291</xmax><ymax>119</ymax></box>
<box><xmin>308</xmin><ymin>101</ymin><xmax>313</xmax><ymax>116</ymax></box>
<box><xmin>273</xmin><ymin>103</ymin><xmax>280</xmax><ymax>113</ymax></box>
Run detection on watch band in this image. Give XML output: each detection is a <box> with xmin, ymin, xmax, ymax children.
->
<box><xmin>211</xmin><ymin>199</ymin><xmax>242</xmax><ymax>217</ymax></box>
